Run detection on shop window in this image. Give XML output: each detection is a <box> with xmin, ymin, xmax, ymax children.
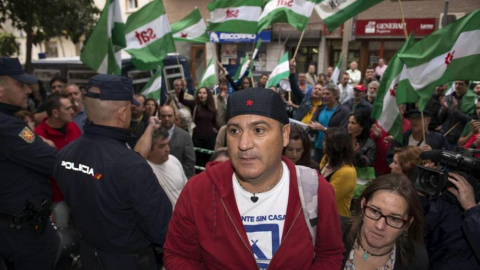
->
<box><xmin>45</xmin><ymin>41</ymin><xmax>58</xmax><ymax>58</ymax></box>
<box><xmin>287</xmin><ymin>46</ymin><xmax>319</xmax><ymax>73</ymax></box>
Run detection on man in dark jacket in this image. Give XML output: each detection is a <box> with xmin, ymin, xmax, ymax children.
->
<box><xmin>422</xmin><ymin>172</ymin><xmax>480</xmax><ymax>270</ymax></box>
<box><xmin>0</xmin><ymin>57</ymin><xmax>59</xmax><ymax>269</ymax></box>
<box><xmin>342</xmin><ymin>83</ymin><xmax>372</xmax><ymax>117</ymax></box>
<box><xmin>53</xmin><ymin>75</ymin><xmax>172</xmax><ymax>270</ymax></box>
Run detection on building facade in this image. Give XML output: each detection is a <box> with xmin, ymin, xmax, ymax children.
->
<box><xmin>4</xmin><ymin>0</ymin><xmax>479</xmax><ymax>83</ymax></box>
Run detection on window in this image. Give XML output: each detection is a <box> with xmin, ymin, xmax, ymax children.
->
<box><xmin>164</xmin><ymin>65</ymin><xmax>185</xmax><ymax>93</ymax></box>
<box><xmin>126</xmin><ymin>0</ymin><xmax>138</xmax><ymax>11</ymax></box>
<box><xmin>127</xmin><ymin>70</ymin><xmax>154</xmax><ymax>93</ymax></box>
<box><xmin>68</xmin><ymin>70</ymin><xmax>97</xmax><ymax>91</ymax></box>
<box><xmin>33</xmin><ymin>69</ymin><xmax>61</xmax><ymax>93</ymax></box>
<box><xmin>45</xmin><ymin>41</ymin><xmax>58</xmax><ymax>58</ymax></box>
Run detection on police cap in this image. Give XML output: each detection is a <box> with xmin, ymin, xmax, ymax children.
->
<box><xmin>0</xmin><ymin>57</ymin><xmax>38</xmax><ymax>84</ymax></box>
<box><xmin>85</xmin><ymin>74</ymin><xmax>140</xmax><ymax>106</ymax></box>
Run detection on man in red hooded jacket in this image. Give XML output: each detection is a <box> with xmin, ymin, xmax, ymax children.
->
<box><xmin>164</xmin><ymin>88</ymin><xmax>344</xmax><ymax>269</ymax></box>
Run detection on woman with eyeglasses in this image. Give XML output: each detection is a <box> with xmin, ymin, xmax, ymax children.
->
<box><xmin>341</xmin><ymin>174</ymin><xmax>428</xmax><ymax>270</ymax></box>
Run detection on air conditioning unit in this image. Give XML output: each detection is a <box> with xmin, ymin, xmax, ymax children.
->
<box><xmin>438</xmin><ymin>13</ymin><xmax>465</xmax><ymax>28</ymax></box>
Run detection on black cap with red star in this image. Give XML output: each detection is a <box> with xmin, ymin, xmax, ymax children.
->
<box><xmin>225</xmin><ymin>87</ymin><xmax>289</xmax><ymax>125</ymax></box>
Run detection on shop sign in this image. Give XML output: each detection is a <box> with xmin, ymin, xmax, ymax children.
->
<box><xmin>209</xmin><ymin>30</ymin><xmax>271</xmax><ymax>43</ymax></box>
<box><xmin>356</xmin><ymin>18</ymin><xmax>436</xmax><ymax>36</ymax></box>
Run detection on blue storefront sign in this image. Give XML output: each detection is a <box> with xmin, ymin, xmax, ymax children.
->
<box><xmin>209</xmin><ymin>30</ymin><xmax>271</xmax><ymax>43</ymax></box>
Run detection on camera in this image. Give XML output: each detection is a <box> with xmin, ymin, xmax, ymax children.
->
<box><xmin>412</xmin><ymin>149</ymin><xmax>480</xmax><ymax>197</ymax></box>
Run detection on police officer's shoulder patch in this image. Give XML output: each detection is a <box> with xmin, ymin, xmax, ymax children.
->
<box><xmin>18</xmin><ymin>126</ymin><xmax>36</xmax><ymax>143</ymax></box>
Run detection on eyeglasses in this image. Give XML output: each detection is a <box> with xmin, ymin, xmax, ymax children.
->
<box><xmin>363</xmin><ymin>205</ymin><xmax>410</xmax><ymax>229</ymax></box>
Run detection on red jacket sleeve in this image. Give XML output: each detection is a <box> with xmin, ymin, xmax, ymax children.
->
<box><xmin>311</xmin><ymin>175</ymin><xmax>345</xmax><ymax>269</ymax></box>
<box><xmin>163</xmin><ymin>182</ymin><xmax>205</xmax><ymax>269</ymax></box>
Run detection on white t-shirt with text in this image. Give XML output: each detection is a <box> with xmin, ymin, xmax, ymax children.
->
<box><xmin>233</xmin><ymin>162</ymin><xmax>289</xmax><ymax>270</ymax></box>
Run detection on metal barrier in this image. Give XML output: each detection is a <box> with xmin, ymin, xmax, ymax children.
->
<box><xmin>194</xmin><ymin>147</ymin><xmax>215</xmax><ymax>171</ymax></box>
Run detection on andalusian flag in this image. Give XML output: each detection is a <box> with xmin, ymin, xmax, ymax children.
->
<box><xmin>258</xmin><ymin>0</ymin><xmax>318</xmax><ymax>33</ymax></box>
<box><xmin>141</xmin><ymin>64</ymin><xmax>164</xmax><ymax>102</ymax></box>
<box><xmin>171</xmin><ymin>8</ymin><xmax>209</xmax><ymax>43</ymax></box>
<box><xmin>315</xmin><ymin>0</ymin><xmax>383</xmax><ymax>32</ymax></box>
<box><xmin>234</xmin><ymin>55</ymin><xmax>250</xmax><ymax>81</ymax></box>
<box><xmin>398</xmin><ymin>8</ymin><xmax>480</xmax><ymax>110</ymax></box>
<box><xmin>125</xmin><ymin>0</ymin><xmax>176</xmax><ymax>70</ymax></box>
<box><xmin>207</xmin><ymin>0</ymin><xmax>262</xmax><ymax>34</ymax></box>
<box><xmin>198</xmin><ymin>58</ymin><xmax>217</xmax><ymax>88</ymax></box>
<box><xmin>265</xmin><ymin>52</ymin><xmax>289</xmax><ymax>89</ymax></box>
<box><xmin>372</xmin><ymin>34</ymin><xmax>415</xmax><ymax>143</ymax></box>
<box><xmin>330</xmin><ymin>56</ymin><xmax>342</xmax><ymax>84</ymax></box>
<box><xmin>80</xmin><ymin>0</ymin><xmax>125</xmax><ymax>75</ymax></box>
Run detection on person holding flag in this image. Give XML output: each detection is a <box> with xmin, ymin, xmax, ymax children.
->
<box><xmin>289</xmin><ymin>59</ymin><xmax>324</xmax><ymax>124</ymax></box>
<box><xmin>178</xmin><ymin>61</ymin><xmax>219</xmax><ymax>168</ymax></box>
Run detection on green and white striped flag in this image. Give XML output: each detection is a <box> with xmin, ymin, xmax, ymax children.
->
<box><xmin>234</xmin><ymin>55</ymin><xmax>250</xmax><ymax>81</ymax></box>
<box><xmin>372</xmin><ymin>34</ymin><xmax>415</xmax><ymax>143</ymax></box>
<box><xmin>80</xmin><ymin>0</ymin><xmax>125</xmax><ymax>75</ymax></box>
<box><xmin>171</xmin><ymin>8</ymin><xmax>209</xmax><ymax>43</ymax></box>
<box><xmin>125</xmin><ymin>0</ymin><xmax>176</xmax><ymax>71</ymax></box>
<box><xmin>207</xmin><ymin>0</ymin><xmax>262</xmax><ymax>34</ymax></box>
<box><xmin>258</xmin><ymin>0</ymin><xmax>318</xmax><ymax>33</ymax></box>
<box><xmin>315</xmin><ymin>0</ymin><xmax>383</xmax><ymax>32</ymax></box>
<box><xmin>330</xmin><ymin>56</ymin><xmax>342</xmax><ymax>84</ymax></box>
<box><xmin>141</xmin><ymin>64</ymin><xmax>164</xmax><ymax>102</ymax></box>
<box><xmin>398</xmin><ymin>8</ymin><xmax>480</xmax><ymax>110</ymax></box>
<box><xmin>198</xmin><ymin>58</ymin><xmax>217</xmax><ymax>89</ymax></box>
<box><xmin>266</xmin><ymin>52</ymin><xmax>289</xmax><ymax>89</ymax></box>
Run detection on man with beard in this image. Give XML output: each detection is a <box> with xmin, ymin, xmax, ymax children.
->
<box><xmin>129</xmin><ymin>94</ymin><xmax>149</xmax><ymax>145</ymax></box>
<box><xmin>425</xmin><ymin>84</ymin><xmax>448</xmax><ymax>131</ymax></box>
<box><xmin>366</xmin><ymin>81</ymin><xmax>379</xmax><ymax>105</ymax></box>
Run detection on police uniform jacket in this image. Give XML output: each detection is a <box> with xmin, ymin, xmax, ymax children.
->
<box><xmin>53</xmin><ymin>122</ymin><xmax>172</xmax><ymax>254</ymax></box>
<box><xmin>0</xmin><ymin>102</ymin><xmax>56</xmax><ymax>215</ymax></box>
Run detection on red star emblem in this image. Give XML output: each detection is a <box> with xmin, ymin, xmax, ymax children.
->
<box><xmin>246</xmin><ymin>100</ymin><xmax>253</xmax><ymax>106</ymax></box>
<box><xmin>445</xmin><ymin>50</ymin><xmax>455</xmax><ymax>65</ymax></box>
<box><xmin>180</xmin><ymin>32</ymin><xmax>188</xmax><ymax>38</ymax></box>
<box><xmin>226</xmin><ymin>8</ymin><xmax>239</xmax><ymax>18</ymax></box>
<box><xmin>389</xmin><ymin>83</ymin><xmax>398</xmax><ymax>97</ymax></box>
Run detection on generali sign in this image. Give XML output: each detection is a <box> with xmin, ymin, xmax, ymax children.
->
<box><xmin>356</xmin><ymin>18</ymin><xmax>436</xmax><ymax>36</ymax></box>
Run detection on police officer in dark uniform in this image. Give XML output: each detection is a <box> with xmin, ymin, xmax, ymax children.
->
<box><xmin>53</xmin><ymin>74</ymin><xmax>172</xmax><ymax>270</ymax></box>
<box><xmin>0</xmin><ymin>57</ymin><xmax>59</xmax><ymax>269</ymax></box>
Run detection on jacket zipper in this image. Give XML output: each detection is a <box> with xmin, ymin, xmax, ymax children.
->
<box><xmin>266</xmin><ymin>208</ymin><xmax>302</xmax><ymax>269</ymax></box>
<box><xmin>220</xmin><ymin>198</ymin><xmax>259</xmax><ymax>269</ymax></box>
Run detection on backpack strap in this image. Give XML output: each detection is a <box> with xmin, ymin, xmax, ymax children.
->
<box><xmin>295</xmin><ymin>165</ymin><xmax>319</xmax><ymax>246</ymax></box>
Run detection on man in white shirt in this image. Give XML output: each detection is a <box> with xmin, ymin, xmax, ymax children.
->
<box><xmin>147</xmin><ymin>128</ymin><xmax>187</xmax><ymax>208</ymax></box>
<box><xmin>346</xmin><ymin>61</ymin><xmax>361</xmax><ymax>87</ymax></box>
<box><xmin>337</xmin><ymin>72</ymin><xmax>354</xmax><ymax>104</ymax></box>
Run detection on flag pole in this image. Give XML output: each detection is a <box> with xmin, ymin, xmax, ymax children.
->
<box><xmin>444</xmin><ymin>121</ymin><xmax>461</xmax><ymax>136</ymax></box>
<box><xmin>421</xmin><ymin>110</ymin><xmax>427</xmax><ymax>146</ymax></box>
<box><xmin>397</xmin><ymin>0</ymin><xmax>409</xmax><ymax>40</ymax></box>
<box><xmin>292</xmin><ymin>30</ymin><xmax>306</xmax><ymax>59</ymax></box>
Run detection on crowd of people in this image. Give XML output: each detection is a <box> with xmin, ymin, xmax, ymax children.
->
<box><xmin>1</xmin><ymin>55</ymin><xmax>480</xmax><ymax>270</ymax></box>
